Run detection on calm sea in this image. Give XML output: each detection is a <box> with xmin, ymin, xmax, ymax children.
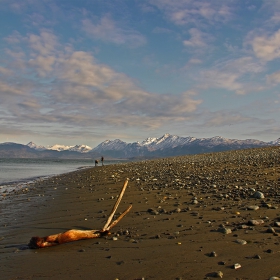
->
<box><xmin>0</xmin><ymin>158</ymin><xmax>122</xmax><ymax>194</ymax></box>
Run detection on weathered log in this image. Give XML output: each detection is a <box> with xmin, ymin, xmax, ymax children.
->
<box><xmin>29</xmin><ymin>179</ymin><xmax>132</xmax><ymax>249</ymax></box>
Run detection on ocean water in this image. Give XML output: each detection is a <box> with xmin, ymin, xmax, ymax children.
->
<box><xmin>0</xmin><ymin>158</ymin><xmax>120</xmax><ymax>194</ymax></box>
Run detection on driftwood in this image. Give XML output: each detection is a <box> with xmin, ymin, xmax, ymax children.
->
<box><xmin>29</xmin><ymin>179</ymin><xmax>132</xmax><ymax>249</ymax></box>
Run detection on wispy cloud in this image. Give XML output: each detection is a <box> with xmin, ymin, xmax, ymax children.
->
<box><xmin>267</xmin><ymin>70</ymin><xmax>280</xmax><ymax>85</ymax></box>
<box><xmin>183</xmin><ymin>28</ymin><xmax>212</xmax><ymax>48</ymax></box>
<box><xmin>0</xmin><ymin>0</ymin><xmax>279</xmax><ymax>145</ymax></box>
<box><xmin>82</xmin><ymin>16</ymin><xmax>146</xmax><ymax>47</ymax></box>
<box><xmin>201</xmin><ymin>111</ymin><xmax>271</xmax><ymax>127</ymax></box>
<box><xmin>0</xmin><ymin>30</ymin><xmax>202</xmax><ymax>135</ymax></box>
<box><xmin>149</xmin><ymin>0</ymin><xmax>234</xmax><ymax>26</ymax></box>
<box><xmin>248</xmin><ymin>29</ymin><xmax>280</xmax><ymax>61</ymax></box>
<box><xmin>198</xmin><ymin>56</ymin><xmax>265</xmax><ymax>94</ymax></box>
<box><xmin>28</xmin><ymin>30</ymin><xmax>58</xmax><ymax>56</ymax></box>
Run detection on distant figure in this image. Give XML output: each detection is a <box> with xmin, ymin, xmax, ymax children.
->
<box><xmin>95</xmin><ymin>159</ymin><xmax>99</xmax><ymax>166</ymax></box>
<box><xmin>101</xmin><ymin>156</ymin><xmax>104</xmax><ymax>166</ymax></box>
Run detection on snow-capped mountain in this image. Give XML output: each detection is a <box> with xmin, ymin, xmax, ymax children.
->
<box><xmin>91</xmin><ymin>134</ymin><xmax>277</xmax><ymax>158</ymax></box>
<box><xmin>27</xmin><ymin>142</ymin><xmax>46</xmax><ymax>151</ymax></box>
<box><xmin>140</xmin><ymin>134</ymin><xmax>197</xmax><ymax>150</ymax></box>
<box><xmin>271</xmin><ymin>138</ymin><xmax>280</xmax><ymax>145</ymax></box>
<box><xmin>9</xmin><ymin>134</ymin><xmax>279</xmax><ymax>159</ymax></box>
<box><xmin>93</xmin><ymin>139</ymin><xmax>127</xmax><ymax>151</ymax></box>
<box><xmin>92</xmin><ymin>134</ymin><xmax>267</xmax><ymax>152</ymax></box>
<box><xmin>27</xmin><ymin>142</ymin><xmax>92</xmax><ymax>153</ymax></box>
<box><xmin>68</xmin><ymin>145</ymin><xmax>92</xmax><ymax>153</ymax></box>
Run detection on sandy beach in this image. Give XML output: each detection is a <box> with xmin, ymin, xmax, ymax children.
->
<box><xmin>1</xmin><ymin>146</ymin><xmax>280</xmax><ymax>280</ymax></box>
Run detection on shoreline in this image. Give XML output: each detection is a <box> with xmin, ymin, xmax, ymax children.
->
<box><xmin>0</xmin><ymin>158</ymin><xmax>93</xmax><ymax>187</ymax></box>
<box><xmin>0</xmin><ymin>158</ymin><xmax>129</xmax><ymax>194</ymax></box>
<box><xmin>1</xmin><ymin>146</ymin><xmax>280</xmax><ymax>280</ymax></box>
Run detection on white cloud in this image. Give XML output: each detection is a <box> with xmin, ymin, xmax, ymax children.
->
<box><xmin>152</xmin><ymin>27</ymin><xmax>172</xmax><ymax>34</ymax></box>
<box><xmin>82</xmin><ymin>16</ymin><xmax>146</xmax><ymax>47</ymax></box>
<box><xmin>0</xmin><ymin>30</ymin><xmax>202</xmax><ymax>133</ymax></box>
<box><xmin>249</xmin><ymin>29</ymin><xmax>280</xmax><ymax>61</ymax></box>
<box><xmin>28</xmin><ymin>55</ymin><xmax>56</xmax><ymax>77</ymax></box>
<box><xmin>203</xmin><ymin>111</ymin><xmax>253</xmax><ymax>127</ymax></box>
<box><xmin>0</xmin><ymin>82</ymin><xmax>23</xmax><ymax>96</ymax></box>
<box><xmin>189</xmin><ymin>58</ymin><xmax>202</xmax><ymax>64</ymax></box>
<box><xmin>246</xmin><ymin>126</ymin><xmax>280</xmax><ymax>138</ymax></box>
<box><xmin>270</xmin><ymin>12</ymin><xmax>280</xmax><ymax>23</ymax></box>
<box><xmin>183</xmin><ymin>28</ymin><xmax>210</xmax><ymax>48</ymax></box>
<box><xmin>199</xmin><ymin>57</ymin><xmax>265</xmax><ymax>94</ymax></box>
<box><xmin>261</xmin><ymin>0</ymin><xmax>280</xmax><ymax>25</ymax></box>
<box><xmin>267</xmin><ymin>70</ymin><xmax>280</xmax><ymax>84</ymax></box>
<box><xmin>0</xmin><ymin>66</ymin><xmax>12</xmax><ymax>76</ymax></box>
<box><xmin>28</xmin><ymin>30</ymin><xmax>58</xmax><ymax>56</ymax></box>
<box><xmin>148</xmin><ymin>0</ymin><xmax>233</xmax><ymax>26</ymax></box>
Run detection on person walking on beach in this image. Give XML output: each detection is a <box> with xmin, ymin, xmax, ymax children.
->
<box><xmin>95</xmin><ymin>159</ymin><xmax>98</xmax><ymax>166</ymax></box>
<box><xmin>101</xmin><ymin>156</ymin><xmax>104</xmax><ymax>166</ymax></box>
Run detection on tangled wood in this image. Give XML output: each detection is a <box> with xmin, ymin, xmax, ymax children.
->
<box><xmin>28</xmin><ymin>179</ymin><xmax>132</xmax><ymax>249</ymax></box>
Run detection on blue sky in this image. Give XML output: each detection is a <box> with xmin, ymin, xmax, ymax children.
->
<box><xmin>0</xmin><ymin>0</ymin><xmax>279</xmax><ymax>147</ymax></box>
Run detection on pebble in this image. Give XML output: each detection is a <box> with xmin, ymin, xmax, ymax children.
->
<box><xmin>266</xmin><ymin>227</ymin><xmax>275</xmax><ymax>233</ymax></box>
<box><xmin>234</xmin><ymin>239</ymin><xmax>247</xmax><ymax>245</ymax></box>
<box><xmin>238</xmin><ymin>224</ymin><xmax>249</xmax><ymax>229</ymax></box>
<box><xmin>266</xmin><ymin>249</ymin><xmax>273</xmax><ymax>253</ymax></box>
<box><xmin>254</xmin><ymin>254</ymin><xmax>261</xmax><ymax>259</ymax></box>
<box><xmin>274</xmin><ymin>222</ymin><xmax>280</xmax><ymax>227</ymax></box>
<box><xmin>248</xmin><ymin>219</ymin><xmax>264</xmax><ymax>226</ymax></box>
<box><xmin>147</xmin><ymin>208</ymin><xmax>159</xmax><ymax>215</ymax></box>
<box><xmin>252</xmin><ymin>191</ymin><xmax>265</xmax><ymax>199</ymax></box>
<box><xmin>209</xmin><ymin>251</ymin><xmax>218</xmax><ymax>257</ymax></box>
<box><xmin>232</xmin><ymin>263</ymin><xmax>241</xmax><ymax>269</ymax></box>
<box><xmin>269</xmin><ymin>277</ymin><xmax>280</xmax><ymax>280</ymax></box>
<box><xmin>213</xmin><ymin>271</ymin><xmax>223</xmax><ymax>278</ymax></box>
<box><xmin>247</xmin><ymin>205</ymin><xmax>259</xmax><ymax>210</ymax></box>
<box><xmin>217</xmin><ymin>227</ymin><xmax>232</xmax><ymax>234</ymax></box>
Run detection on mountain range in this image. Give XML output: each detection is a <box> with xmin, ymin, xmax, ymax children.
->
<box><xmin>0</xmin><ymin>134</ymin><xmax>279</xmax><ymax>159</ymax></box>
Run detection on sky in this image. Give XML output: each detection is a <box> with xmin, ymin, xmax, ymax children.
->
<box><xmin>0</xmin><ymin>0</ymin><xmax>280</xmax><ymax>147</ymax></box>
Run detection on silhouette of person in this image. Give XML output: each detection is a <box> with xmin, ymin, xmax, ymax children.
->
<box><xmin>95</xmin><ymin>159</ymin><xmax>98</xmax><ymax>166</ymax></box>
<box><xmin>101</xmin><ymin>156</ymin><xmax>104</xmax><ymax>166</ymax></box>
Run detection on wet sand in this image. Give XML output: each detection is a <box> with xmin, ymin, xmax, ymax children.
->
<box><xmin>1</xmin><ymin>146</ymin><xmax>280</xmax><ymax>280</ymax></box>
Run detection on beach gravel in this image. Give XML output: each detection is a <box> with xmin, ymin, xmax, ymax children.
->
<box><xmin>1</xmin><ymin>146</ymin><xmax>280</xmax><ymax>279</ymax></box>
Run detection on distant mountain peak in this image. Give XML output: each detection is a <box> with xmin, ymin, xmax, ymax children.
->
<box><xmin>90</xmin><ymin>134</ymin><xmax>279</xmax><ymax>158</ymax></box>
<box><xmin>27</xmin><ymin>142</ymin><xmax>92</xmax><ymax>153</ymax></box>
<box><xmin>6</xmin><ymin>134</ymin><xmax>277</xmax><ymax>159</ymax></box>
<box><xmin>27</xmin><ymin>142</ymin><xmax>46</xmax><ymax>151</ymax></box>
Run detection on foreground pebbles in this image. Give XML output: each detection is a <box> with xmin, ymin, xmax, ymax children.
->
<box><xmin>1</xmin><ymin>145</ymin><xmax>280</xmax><ymax>280</ymax></box>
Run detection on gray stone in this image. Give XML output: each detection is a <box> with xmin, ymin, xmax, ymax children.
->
<box><xmin>274</xmin><ymin>222</ymin><xmax>280</xmax><ymax>227</ymax></box>
<box><xmin>266</xmin><ymin>227</ymin><xmax>275</xmax><ymax>233</ymax></box>
<box><xmin>234</xmin><ymin>239</ymin><xmax>247</xmax><ymax>245</ymax></box>
<box><xmin>217</xmin><ymin>227</ymin><xmax>232</xmax><ymax>234</ymax></box>
<box><xmin>209</xmin><ymin>251</ymin><xmax>218</xmax><ymax>257</ymax></box>
<box><xmin>213</xmin><ymin>271</ymin><xmax>223</xmax><ymax>278</ymax></box>
<box><xmin>247</xmin><ymin>205</ymin><xmax>259</xmax><ymax>210</ymax></box>
<box><xmin>248</xmin><ymin>219</ymin><xmax>264</xmax><ymax>226</ymax></box>
<box><xmin>252</xmin><ymin>191</ymin><xmax>264</xmax><ymax>199</ymax></box>
<box><xmin>147</xmin><ymin>208</ymin><xmax>159</xmax><ymax>215</ymax></box>
<box><xmin>238</xmin><ymin>224</ymin><xmax>249</xmax><ymax>229</ymax></box>
<box><xmin>233</xmin><ymin>263</ymin><xmax>241</xmax><ymax>270</ymax></box>
<box><xmin>253</xmin><ymin>254</ymin><xmax>261</xmax><ymax>259</ymax></box>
